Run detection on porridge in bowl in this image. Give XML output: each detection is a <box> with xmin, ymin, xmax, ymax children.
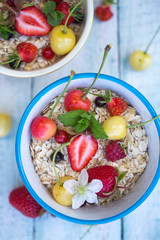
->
<box><xmin>0</xmin><ymin>0</ymin><xmax>85</xmax><ymax>71</ymax></box>
<box><xmin>30</xmin><ymin>87</ymin><xmax>149</xmax><ymax>208</ymax></box>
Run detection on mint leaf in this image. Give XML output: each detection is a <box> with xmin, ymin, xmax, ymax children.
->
<box><xmin>43</xmin><ymin>1</ymin><xmax>56</xmax><ymax>15</ymax></box>
<box><xmin>90</xmin><ymin>116</ymin><xmax>108</xmax><ymax>139</ymax></box>
<box><xmin>75</xmin><ymin>118</ymin><xmax>90</xmax><ymax>133</ymax></box>
<box><xmin>1</xmin><ymin>31</ymin><xmax>8</xmax><ymax>40</ymax></box>
<box><xmin>57</xmin><ymin>110</ymin><xmax>87</xmax><ymax>127</ymax></box>
<box><xmin>80</xmin><ymin>112</ymin><xmax>91</xmax><ymax>120</ymax></box>
<box><xmin>118</xmin><ymin>172</ymin><xmax>127</xmax><ymax>182</ymax></box>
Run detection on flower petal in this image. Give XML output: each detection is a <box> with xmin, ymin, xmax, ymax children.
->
<box><xmin>63</xmin><ymin>179</ymin><xmax>78</xmax><ymax>195</ymax></box>
<box><xmin>78</xmin><ymin>169</ymin><xmax>88</xmax><ymax>186</ymax></box>
<box><xmin>72</xmin><ymin>194</ymin><xmax>86</xmax><ymax>209</ymax></box>
<box><xmin>85</xmin><ymin>191</ymin><xmax>98</xmax><ymax>204</ymax></box>
<box><xmin>87</xmin><ymin>179</ymin><xmax>103</xmax><ymax>193</ymax></box>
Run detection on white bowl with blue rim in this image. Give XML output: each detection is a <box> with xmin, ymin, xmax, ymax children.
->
<box><xmin>0</xmin><ymin>1</ymin><xmax>94</xmax><ymax>78</ymax></box>
<box><xmin>15</xmin><ymin>73</ymin><xmax>160</xmax><ymax>224</ymax></box>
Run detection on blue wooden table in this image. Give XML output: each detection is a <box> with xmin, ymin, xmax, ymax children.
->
<box><xmin>1</xmin><ymin>0</ymin><xmax>160</xmax><ymax>239</ymax></box>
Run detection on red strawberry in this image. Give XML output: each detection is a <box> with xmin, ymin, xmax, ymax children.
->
<box><xmin>106</xmin><ymin>141</ymin><xmax>127</xmax><ymax>162</ymax></box>
<box><xmin>88</xmin><ymin>166</ymin><xmax>118</xmax><ymax>198</ymax></box>
<box><xmin>9</xmin><ymin>186</ymin><xmax>42</xmax><ymax>218</ymax></box>
<box><xmin>56</xmin><ymin>2</ymin><xmax>74</xmax><ymax>25</ymax></box>
<box><xmin>107</xmin><ymin>97</ymin><xmax>127</xmax><ymax>116</ymax></box>
<box><xmin>67</xmin><ymin>134</ymin><xmax>98</xmax><ymax>172</ymax></box>
<box><xmin>17</xmin><ymin>42</ymin><xmax>38</xmax><ymax>63</ymax></box>
<box><xmin>96</xmin><ymin>5</ymin><xmax>113</xmax><ymax>21</ymax></box>
<box><xmin>15</xmin><ymin>6</ymin><xmax>51</xmax><ymax>36</ymax></box>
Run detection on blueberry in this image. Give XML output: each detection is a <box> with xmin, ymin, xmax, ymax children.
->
<box><xmin>95</xmin><ymin>97</ymin><xmax>106</xmax><ymax>107</ymax></box>
<box><xmin>50</xmin><ymin>151</ymin><xmax>64</xmax><ymax>163</ymax></box>
<box><xmin>9</xmin><ymin>61</ymin><xmax>21</xmax><ymax>69</ymax></box>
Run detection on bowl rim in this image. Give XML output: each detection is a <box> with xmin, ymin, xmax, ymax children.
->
<box><xmin>0</xmin><ymin>1</ymin><xmax>94</xmax><ymax>78</ymax></box>
<box><xmin>15</xmin><ymin>73</ymin><xmax>160</xmax><ymax>224</ymax></box>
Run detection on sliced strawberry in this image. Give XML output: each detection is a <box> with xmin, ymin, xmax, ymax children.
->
<box><xmin>15</xmin><ymin>6</ymin><xmax>51</xmax><ymax>36</ymax></box>
<box><xmin>67</xmin><ymin>135</ymin><xmax>98</xmax><ymax>172</ymax></box>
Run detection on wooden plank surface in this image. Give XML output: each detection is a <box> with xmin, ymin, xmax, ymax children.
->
<box><xmin>0</xmin><ymin>0</ymin><xmax>160</xmax><ymax>239</ymax></box>
<box><xmin>119</xmin><ymin>0</ymin><xmax>160</xmax><ymax>239</ymax></box>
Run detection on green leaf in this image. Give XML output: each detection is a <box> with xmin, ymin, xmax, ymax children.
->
<box><xmin>115</xmin><ymin>167</ymin><xmax>120</xmax><ymax>177</ymax></box>
<box><xmin>80</xmin><ymin>112</ymin><xmax>91</xmax><ymax>120</ymax></box>
<box><xmin>0</xmin><ymin>30</ymin><xmax>8</xmax><ymax>40</ymax></box>
<box><xmin>43</xmin><ymin>1</ymin><xmax>56</xmax><ymax>15</ymax></box>
<box><xmin>57</xmin><ymin>110</ymin><xmax>87</xmax><ymax>127</ymax></box>
<box><xmin>118</xmin><ymin>172</ymin><xmax>127</xmax><ymax>182</ymax></box>
<box><xmin>75</xmin><ymin>118</ymin><xmax>90</xmax><ymax>133</ymax></box>
<box><xmin>90</xmin><ymin>116</ymin><xmax>108</xmax><ymax>139</ymax></box>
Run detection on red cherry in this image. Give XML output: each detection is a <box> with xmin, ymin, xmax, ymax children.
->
<box><xmin>31</xmin><ymin>116</ymin><xmax>57</xmax><ymax>141</ymax></box>
<box><xmin>55</xmin><ymin>129</ymin><xmax>69</xmax><ymax>143</ymax></box>
<box><xmin>42</xmin><ymin>47</ymin><xmax>55</xmax><ymax>60</ymax></box>
<box><xmin>64</xmin><ymin>90</ymin><xmax>91</xmax><ymax>112</ymax></box>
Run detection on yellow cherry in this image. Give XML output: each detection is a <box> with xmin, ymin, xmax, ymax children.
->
<box><xmin>0</xmin><ymin>113</ymin><xmax>12</xmax><ymax>138</ymax></box>
<box><xmin>50</xmin><ymin>25</ymin><xmax>76</xmax><ymax>55</ymax></box>
<box><xmin>52</xmin><ymin>176</ymin><xmax>73</xmax><ymax>206</ymax></box>
<box><xmin>129</xmin><ymin>51</ymin><xmax>152</xmax><ymax>71</ymax></box>
<box><xmin>102</xmin><ymin>116</ymin><xmax>127</xmax><ymax>140</ymax></box>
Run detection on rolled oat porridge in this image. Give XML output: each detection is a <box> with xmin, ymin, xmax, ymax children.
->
<box><xmin>30</xmin><ymin>88</ymin><xmax>149</xmax><ymax>208</ymax></box>
<box><xmin>0</xmin><ymin>0</ymin><xmax>84</xmax><ymax>71</ymax></box>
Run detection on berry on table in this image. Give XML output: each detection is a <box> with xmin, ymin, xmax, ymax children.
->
<box><xmin>55</xmin><ymin>129</ymin><xmax>69</xmax><ymax>143</ymax></box>
<box><xmin>42</xmin><ymin>47</ymin><xmax>55</xmax><ymax>60</ymax></box>
<box><xmin>31</xmin><ymin>116</ymin><xmax>57</xmax><ymax>141</ymax></box>
<box><xmin>0</xmin><ymin>113</ymin><xmax>12</xmax><ymax>138</ymax></box>
<box><xmin>52</xmin><ymin>176</ymin><xmax>74</xmax><ymax>206</ymax></box>
<box><xmin>9</xmin><ymin>186</ymin><xmax>42</xmax><ymax>218</ymax></box>
<box><xmin>106</xmin><ymin>141</ymin><xmax>127</xmax><ymax>161</ymax></box>
<box><xmin>96</xmin><ymin>5</ymin><xmax>113</xmax><ymax>21</ymax></box>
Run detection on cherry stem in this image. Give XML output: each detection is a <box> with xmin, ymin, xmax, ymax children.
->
<box><xmin>48</xmin><ymin>71</ymin><xmax>75</xmax><ymax>119</ymax></box>
<box><xmin>52</xmin><ymin>136</ymin><xmax>77</xmax><ymax>186</ymax></box>
<box><xmin>80</xmin><ymin>225</ymin><xmax>94</xmax><ymax>240</ymax></box>
<box><xmin>62</xmin><ymin>0</ymin><xmax>84</xmax><ymax>34</ymax></box>
<box><xmin>126</xmin><ymin>114</ymin><xmax>160</xmax><ymax>129</ymax></box>
<box><xmin>144</xmin><ymin>25</ymin><xmax>160</xmax><ymax>53</ymax></box>
<box><xmin>0</xmin><ymin>1</ymin><xmax>18</xmax><ymax>16</ymax></box>
<box><xmin>82</xmin><ymin>44</ymin><xmax>112</xmax><ymax>100</ymax></box>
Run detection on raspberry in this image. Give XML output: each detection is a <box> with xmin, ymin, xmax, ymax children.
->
<box><xmin>106</xmin><ymin>141</ymin><xmax>127</xmax><ymax>162</ymax></box>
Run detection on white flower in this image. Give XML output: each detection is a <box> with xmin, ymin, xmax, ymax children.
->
<box><xmin>63</xmin><ymin>169</ymin><xmax>103</xmax><ymax>209</ymax></box>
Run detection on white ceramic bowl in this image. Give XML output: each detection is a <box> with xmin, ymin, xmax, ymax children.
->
<box><xmin>0</xmin><ymin>1</ymin><xmax>94</xmax><ymax>78</ymax></box>
<box><xmin>16</xmin><ymin>74</ymin><xmax>160</xmax><ymax>224</ymax></box>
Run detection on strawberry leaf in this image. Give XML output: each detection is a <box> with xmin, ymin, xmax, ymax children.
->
<box><xmin>90</xmin><ymin>116</ymin><xmax>108</xmax><ymax>139</ymax></box>
<box><xmin>57</xmin><ymin>110</ymin><xmax>87</xmax><ymax>127</ymax></box>
<box><xmin>118</xmin><ymin>172</ymin><xmax>127</xmax><ymax>182</ymax></box>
